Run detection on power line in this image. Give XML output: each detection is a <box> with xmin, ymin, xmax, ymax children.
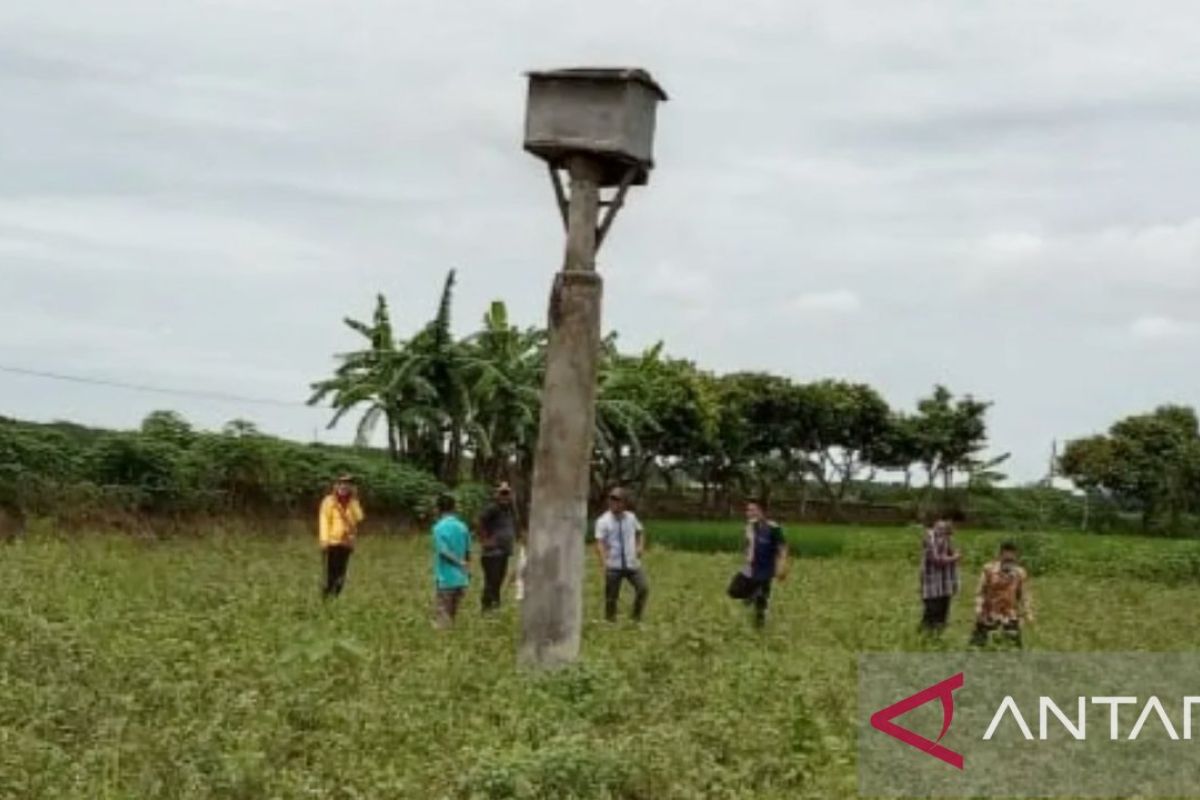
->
<box><xmin>0</xmin><ymin>364</ymin><xmax>314</xmax><ymax>409</ymax></box>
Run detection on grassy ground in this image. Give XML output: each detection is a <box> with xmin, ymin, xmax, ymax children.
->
<box><xmin>3</xmin><ymin>525</ymin><xmax>1200</xmax><ymax>799</ymax></box>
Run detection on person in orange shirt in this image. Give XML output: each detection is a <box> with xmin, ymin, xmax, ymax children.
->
<box><xmin>318</xmin><ymin>474</ymin><xmax>365</xmax><ymax>598</ymax></box>
<box><xmin>970</xmin><ymin>541</ymin><xmax>1033</xmax><ymax>647</ymax></box>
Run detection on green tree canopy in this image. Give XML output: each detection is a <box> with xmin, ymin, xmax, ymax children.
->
<box><xmin>1062</xmin><ymin>405</ymin><xmax>1200</xmax><ymax>532</ymax></box>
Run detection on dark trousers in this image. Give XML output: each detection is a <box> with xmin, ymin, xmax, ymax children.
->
<box><xmin>435</xmin><ymin>588</ymin><xmax>465</xmax><ymax>628</ymax></box>
<box><xmin>971</xmin><ymin>620</ymin><xmax>1022</xmax><ymax>648</ymax></box>
<box><xmin>745</xmin><ymin>578</ymin><xmax>773</xmax><ymax>627</ymax></box>
<box><xmin>604</xmin><ymin>568</ymin><xmax>649</xmax><ymax>621</ymax></box>
<box><xmin>921</xmin><ymin>596</ymin><xmax>951</xmax><ymax>632</ymax></box>
<box><xmin>481</xmin><ymin>552</ymin><xmax>510</xmax><ymax>612</ymax></box>
<box><xmin>323</xmin><ymin>545</ymin><xmax>352</xmax><ymax>598</ymax></box>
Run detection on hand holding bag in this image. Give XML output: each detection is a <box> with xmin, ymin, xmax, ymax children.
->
<box><xmin>727</xmin><ymin>571</ymin><xmax>754</xmax><ymax>600</ymax></box>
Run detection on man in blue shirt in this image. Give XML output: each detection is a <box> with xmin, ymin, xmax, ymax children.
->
<box><xmin>432</xmin><ymin>494</ymin><xmax>471</xmax><ymax>629</ymax></box>
<box><xmin>737</xmin><ymin>499</ymin><xmax>789</xmax><ymax>628</ymax></box>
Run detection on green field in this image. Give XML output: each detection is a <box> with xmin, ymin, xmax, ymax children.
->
<box><xmin>4</xmin><ymin>523</ymin><xmax>1200</xmax><ymax>799</ymax></box>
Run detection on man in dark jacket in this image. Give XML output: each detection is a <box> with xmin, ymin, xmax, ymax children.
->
<box><xmin>477</xmin><ymin>482</ymin><xmax>519</xmax><ymax>612</ymax></box>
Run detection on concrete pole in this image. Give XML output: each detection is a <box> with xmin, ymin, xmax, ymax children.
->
<box><xmin>520</xmin><ymin>156</ymin><xmax>605</xmax><ymax>668</ymax></box>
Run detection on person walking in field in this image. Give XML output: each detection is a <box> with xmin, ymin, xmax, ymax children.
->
<box><xmin>727</xmin><ymin>499</ymin><xmax>789</xmax><ymax>628</ymax></box>
<box><xmin>919</xmin><ymin>518</ymin><xmax>961</xmax><ymax>634</ymax></box>
<box><xmin>432</xmin><ymin>494</ymin><xmax>471</xmax><ymax>629</ymax></box>
<box><xmin>594</xmin><ymin>487</ymin><xmax>650</xmax><ymax>622</ymax></box>
<box><xmin>477</xmin><ymin>481</ymin><xmax>519</xmax><ymax>613</ymax></box>
<box><xmin>970</xmin><ymin>541</ymin><xmax>1033</xmax><ymax>648</ymax></box>
<box><xmin>318</xmin><ymin>474</ymin><xmax>365</xmax><ymax>598</ymax></box>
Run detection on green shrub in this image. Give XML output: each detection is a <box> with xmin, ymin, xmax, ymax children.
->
<box><xmin>352</xmin><ymin>456</ymin><xmax>445</xmax><ymax>521</ymax></box>
<box><xmin>455</xmin><ymin>736</ymin><xmax>640</xmax><ymax>800</ymax></box>
<box><xmin>452</xmin><ymin>482</ymin><xmax>492</xmax><ymax>524</ymax></box>
<box><xmin>86</xmin><ymin>434</ymin><xmax>186</xmax><ymax>512</ymax></box>
<box><xmin>0</xmin><ymin>414</ymin><xmax>447</xmax><ymax>524</ymax></box>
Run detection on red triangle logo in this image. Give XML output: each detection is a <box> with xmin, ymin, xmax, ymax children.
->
<box><xmin>869</xmin><ymin>672</ymin><xmax>965</xmax><ymax>770</ymax></box>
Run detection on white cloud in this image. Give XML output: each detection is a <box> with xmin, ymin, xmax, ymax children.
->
<box><xmin>0</xmin><ymin>197</ymin><xmax>330</xmax><ymax>273</ymax></box>
<box><xmin>790</xmin><ymin>290</ymin><xmax>862</xmax><ymax>314</ymax></box>
<box><xmin>641</xmin><ymin>261</ymin><xmax>716</xmax><ymax>309</ymax></box>
<box><xmin>1129</xmin><ymin>316</ymin><xmax>1200</xmax><ymax>342</ymax></box>
<box><xmin>979</xmin><ymin>232</ymin><xmax>1045</xmax><ymax>261</ymax></box>
<box><xmin>965</xmin><ymin>218</ymin><xmax>1200</xmax><ymax>292</ymax></box>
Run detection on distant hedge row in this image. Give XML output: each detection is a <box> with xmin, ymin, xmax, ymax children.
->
<box><xmin>640</xmin><ymin>482</ymin><xmax>1144</xmax><ymax>536</ymax></box>
<box><xmin>649</xmin><ymin>522</ymin><xmax>1200</xmax><ymax>585</ymax></box>
<box><xmin>0</xmin><ymin>413</ymin><xmax>483</xmax><ymax>527</ymax></box>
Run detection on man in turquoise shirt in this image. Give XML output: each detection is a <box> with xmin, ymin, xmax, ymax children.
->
<box><xmin>432</xmin><ymin>494</ymin><xmax>471</xmax><ymax>628</ymax></box>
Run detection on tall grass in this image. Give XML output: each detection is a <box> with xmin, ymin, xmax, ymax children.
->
<box><xmin>649</xmin><ymin>520</ymin><xmax>1200</xmax><ymax>585</ymax></box>
<box><xmin>648</xmin><ymin>519</ymin><xmax>849</xmax><ymax>558</ymax></box>
<box><xmin>5</xmin><ymin>527</ymin><xmax>1200</xmax><ymax>798</ymax></box>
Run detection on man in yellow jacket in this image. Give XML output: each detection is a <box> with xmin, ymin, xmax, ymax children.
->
<box><xmin>319</xmin><ymin>474</ymin><xmax>365</xmax><ymax>598</ymax></box>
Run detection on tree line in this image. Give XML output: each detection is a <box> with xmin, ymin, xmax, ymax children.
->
<box><xmin>1060</xmin><ymin>405</ymin><xmax>1200</xmax><ymax>534</ymax></box>
<box><xmin>308</xmin><ymin>271</ymin><xmax>1003</xmax><ymax>518</ymax></box>
<box><xmin>3</xmin><ymin>270</ymin><xmax>1194</xmax><ymax>536</ymax></box>
<box><xmin>0</xmin><ymin>412</ymin><xmax>454</xmax><ymax>525</ymax></box>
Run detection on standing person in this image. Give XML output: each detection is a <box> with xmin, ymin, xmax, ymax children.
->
<box><xmin>594</xmin><ymin>488</ymin><xmax>649</xmax><ymax>622</ymax></box>
<box><xmin>432</xmin><ymin>494</ymin><xmax>471</xmax><ymax>629</ymax></box>
<box><xmin>477</xmin><ymin>481</ymin><xmax>519</xmax><ymax>613</ymax></box>
<box><xmin>318</xmin><ymin>474</ymin><xmax>365</xmax><ymax>598</ymax></box>
<box><xmin>970</xmin><ymin>541</ymin><xmax>1033</xmax><ymax>648</ymax></box>
<box><xmin>729</xmin><ymin>499</ymin><xmax>789</xmax><ymax>628</ymax></box>
<box><xmin>919</xmin><ymin>518</ymin><xmax>961</xmax><ymax>634</ymax></box>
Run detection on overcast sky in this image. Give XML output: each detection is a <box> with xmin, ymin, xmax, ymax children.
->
<box><xmin>2</xmin><ymin>1</ymin><xmax>1198</xmax><ymax>483</ymax></box>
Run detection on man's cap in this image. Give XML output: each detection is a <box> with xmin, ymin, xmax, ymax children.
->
<box><xmin>335</xmin><ymin>473</ymin><xmax>354</xmax><ymax>483</ymax></box>
<box><xmin>608</xmin><ymin>487</ymin><xmax>627</xmax><ymax>501</ymax></box>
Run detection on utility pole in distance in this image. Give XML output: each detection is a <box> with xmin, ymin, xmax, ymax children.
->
<box><xmin>519</xmin><ymin>68</ymin><xmax>667</xmax><ymax>668</ymax></box>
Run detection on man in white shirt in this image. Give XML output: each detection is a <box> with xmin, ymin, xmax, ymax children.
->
<box><xmin>594</xmin><ymin>487</ymin><xmax>650</xmax><ymax>622</ymax></box>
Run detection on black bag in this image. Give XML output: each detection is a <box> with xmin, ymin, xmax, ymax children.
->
<box><xmin>727</xmin><ymin>571</ymin><xmax>755</xmax><ymax>600</ymax></box>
